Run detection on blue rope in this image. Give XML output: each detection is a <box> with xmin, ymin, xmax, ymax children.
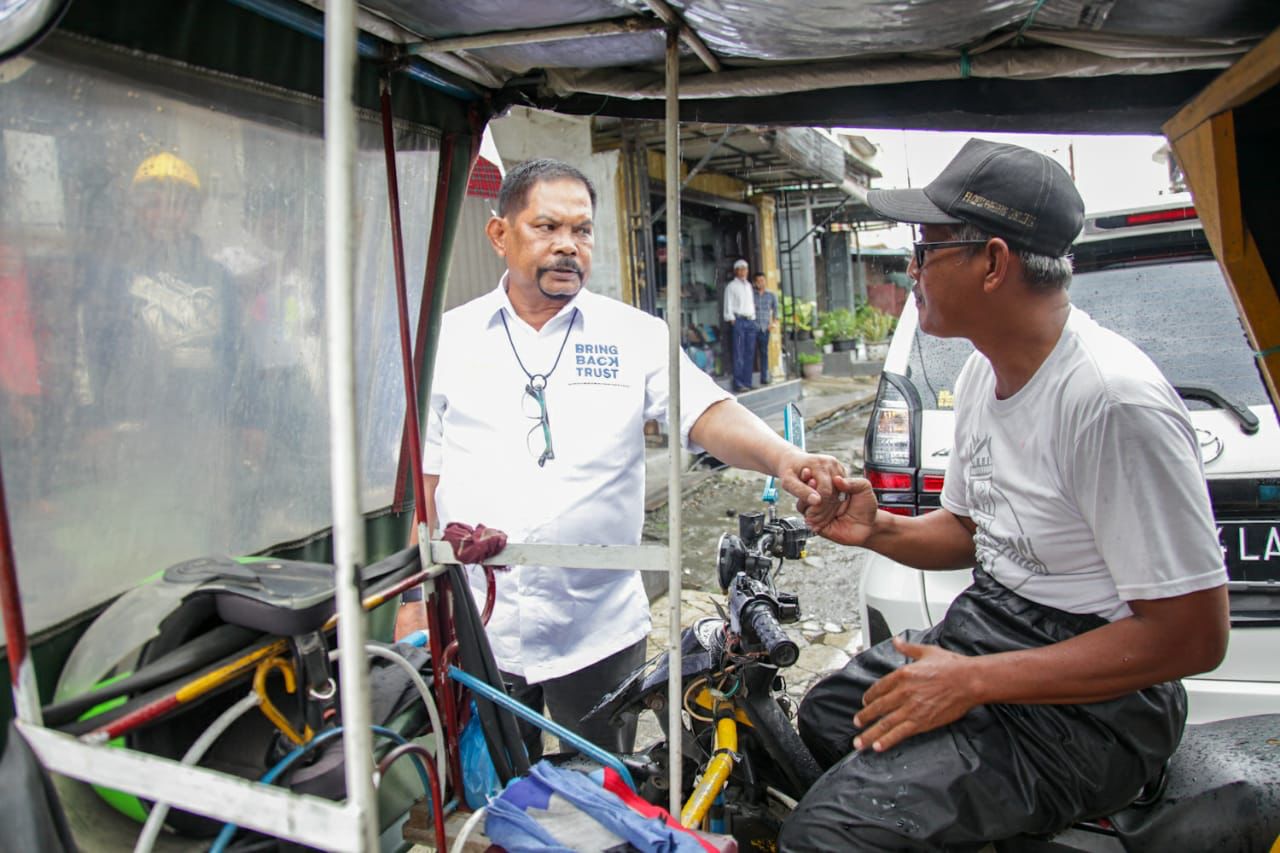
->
<box><xmin>208</xmin><ymin>725</ymin><xmax>431</xmax><ymax>852</ymax></box>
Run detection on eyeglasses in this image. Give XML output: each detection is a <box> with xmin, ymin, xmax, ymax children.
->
<box><xmin>521</xmin><ymin>378</ymin><xmax>554</xmax><ymax>467</ymax></box>
<box><xmin>912</xmin><ymin>239</ymin><xmax>989</xmax><ymax>270</ymax></box>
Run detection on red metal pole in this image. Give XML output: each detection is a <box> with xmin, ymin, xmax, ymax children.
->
<box><xmin>0</xmin><ymin>445</ymin><xmax>42</xmax><ymax>724</ymax></box>
<box><xmin>379</xmin><ymin>79</ymin><xmax>464</xmax><ymax>795</ymax></box>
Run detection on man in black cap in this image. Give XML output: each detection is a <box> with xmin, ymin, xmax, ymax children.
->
<box><xmin>779</xmin><ymin>139</ymin><xmax>1229</xmax><ymax>850</ymax></box>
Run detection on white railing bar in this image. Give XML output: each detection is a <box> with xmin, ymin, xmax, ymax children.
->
<box><xmin>664</xmin><ymin>24</ymin><xmax>684</xmax><ymax>817</ymax></box>
<box><xmin>425</xmin><ymin>541</ymin><xmax>670</xmax><ymax>573</ymax></box>
<box><xmin>324</xmin><ymin>0</ymin><xmax>378</xmax><ymax>849</ymax></box>
<box><xmin>19</xmin><ymin>722</ymin><xmax>364</xmax><ymax>852</ymax></box>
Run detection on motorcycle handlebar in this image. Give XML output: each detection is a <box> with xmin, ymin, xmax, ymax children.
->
<box><xmin>743</xmin><ymin>600</ymin><xmax>799</xmax><ymax>668</ymax></box>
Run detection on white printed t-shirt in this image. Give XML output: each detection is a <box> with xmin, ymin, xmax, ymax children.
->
<box><xmin>424</xmin><ymin>279</ymin><xmax>732</xmax><ymax>682</ymax></box>
<box><xmin>941</xmin><ymin>306</ymin><xmax>1226</xmax><ymax>621</ymax></box>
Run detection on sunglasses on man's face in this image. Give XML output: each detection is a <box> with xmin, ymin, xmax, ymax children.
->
<box><xmin>911</xmin><ymin>239</ymin><xmax>990</xmax><ymax>270</ymax></box>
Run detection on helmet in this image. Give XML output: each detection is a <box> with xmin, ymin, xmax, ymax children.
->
<box><xmin>132</xmin><ymin>152</ymin><xmax>201</xmax><ymax>191</ymax></box>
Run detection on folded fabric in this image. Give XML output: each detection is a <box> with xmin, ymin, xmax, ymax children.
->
<box><xmin>442</xmin><ymin>522</ymin><xmax>508</xmax><ymax>566</ymax></box>
<box><xmin>484</xmin><ymin>760</ymin><xmax>706</xmax><ymax>853</ymax></box>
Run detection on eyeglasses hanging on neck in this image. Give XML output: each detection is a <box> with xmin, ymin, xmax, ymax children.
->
<box><xmin>502</xmin><ymin>307</ymin><xmax>578</xmax><ymax>467</ymax></box>
<box><xmin>521</xmin><ymin>375</ymin><xmax>554</xmax><ymax>467</ymax></box>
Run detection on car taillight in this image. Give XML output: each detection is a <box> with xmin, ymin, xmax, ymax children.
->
<box><xmin>883</xmin><ymin>506</ymin><xmax>915</xmax><ymax>517</ymax></box>
<box><xmin>867</xmin><ymin>469</ymin><xmax>912</xmax><ymax>490</ymax></box>
<box><xmin>921</xmin><ymin>474</ymin><xmax>945</xmax><ymax>493</ymax></box>
<box><xmin>867</xmin><ymin>381</ymin><xmax>911</xmax><ymax>467</ymax></box>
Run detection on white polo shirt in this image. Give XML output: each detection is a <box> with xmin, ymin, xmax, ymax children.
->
<box><xmin>723</xmin><ymin>276</ymin><xmax>754</xmax><ymax>322</ymax></box>
<box><xmin>423</xmin><ymin>279</ymin><xmax>732</xmax><ymax>683</ymax></box>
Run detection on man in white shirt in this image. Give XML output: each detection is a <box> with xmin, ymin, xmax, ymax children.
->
<box><xmin>397</xmin><ymin>159</ymin><xmax>846</xmax><ymax>759</ymax></box>
<box><xmin>722</xmin><ymin>259</ymin><xmax>757</xmax><ymax>392</ymax></box>
<box><xmin>779</xmin><ymin>140</ymin><xmax>1229</xmax><ymax>851</ymax></box>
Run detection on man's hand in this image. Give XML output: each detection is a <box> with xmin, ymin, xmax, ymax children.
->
<box><xmin>776</xmin><ymin>448</ymin><xmax>845</xmax><ymax>511</ymax></box>
<box><xmin>803</xmin><ymin>473</ymin><xmax>879</xmax><ymax>545</ymax></box>
<box><xmin>852</xmin><ymin>636</ymin><xmax>979</xmax><ymax>753</ymax></box>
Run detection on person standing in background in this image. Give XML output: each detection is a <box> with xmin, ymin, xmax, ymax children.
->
<box><xmin>722</xmin><ymin>258</ymin><xmax>756</xmax><ymax>392</ymax></box>
<box><xmin>752</xmin><ymin>272</ymin><xmax>778</xmax><ymax>386</ymax></box>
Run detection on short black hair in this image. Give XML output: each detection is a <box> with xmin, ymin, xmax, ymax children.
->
<box><xmin>497</xmin><ymin>158</ymin><xmax>596</xmax><ymax>218</ymax></box>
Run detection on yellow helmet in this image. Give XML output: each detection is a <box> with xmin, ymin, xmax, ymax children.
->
<box><xmin>132</xmin><ymin>152</ymin><xmax>201</xmax><ymax>191</ymax></box>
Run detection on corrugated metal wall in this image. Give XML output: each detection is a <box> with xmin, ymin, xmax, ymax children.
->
<box><xmin>442</xmin><ymin>194</ymin><xmax>506</xmax><ymax>311</ymax></box>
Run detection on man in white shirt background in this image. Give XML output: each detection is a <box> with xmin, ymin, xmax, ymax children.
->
<box><xmin>722</xmin><ymin>258</ymin><xmax>757</xmax><ymax>392</ymax></box>
<box><xmin>396</xmin><ymin>159</ymin><xmax>846</xmax><ymax>759</ymax></box>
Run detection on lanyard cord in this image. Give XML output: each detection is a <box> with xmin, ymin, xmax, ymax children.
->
<box><xmin>499</xmin><ymin>306</ymin><xmax>579</xmax><ymax>390</ymax></box>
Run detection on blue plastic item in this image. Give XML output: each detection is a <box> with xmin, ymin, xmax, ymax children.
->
<box><xmin>460</xmin><ymin>700</ymin><xmax>504</xmax><ymax>809</ymax></box>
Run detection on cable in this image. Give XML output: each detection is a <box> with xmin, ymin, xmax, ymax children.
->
<box><xmin>376</xmin><ymin>743</ymin><xmax>446</xmax><ymax>852</ymax></box>
<box><xmin>682</xmin><ymin>677</ymin><xmax>715</xmax><ymax>723</ymax></box>
<box><xmin>363</xmin><ymin>643</ymin><xmax>448</xmax><ymax>802</ymax></box>
<box><xmin>132</xmin><ymin>691</ymin><xmax>262</xmax><ymax>853</ymax></box>
<box><xmin>208</xmin><ymin>725</ymin><xmax>421</xmax><ymax>853</ymax></box>
<box><xmin>450</xmin><ymin>805</ymin><xmax>487</xmax><ymax>853</ymax></box>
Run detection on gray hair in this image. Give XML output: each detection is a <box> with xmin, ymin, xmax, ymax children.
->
<box><xmin>950</xmin><ymin>222</ymin><xmax>1073</xmax><ymax>292</ymax></box>
<box><xmin>497</xmin><ymin>158</ymin><xmax>597</xmax><ymax>218</ymax></box>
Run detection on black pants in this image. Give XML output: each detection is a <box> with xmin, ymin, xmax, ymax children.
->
<box><xmin>505</xmin><ymin>638</ymin><xmax>648</xmax><ymax>761</ymax></box>
<box><xmin>779</xmin><ymin>569</ymin><xmax>1186</xmax><ymax>852</ymax></box>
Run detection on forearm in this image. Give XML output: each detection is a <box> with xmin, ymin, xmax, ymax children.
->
<box><xmin>689</xmin><ymin>399</ymin><xmax>789</xmax><ymax>475</ymax></box>
<box><xmin>966</xmin><ymin>586</ymin><xmax>1229</xmax><ymax>705</ymax></box>
<box><xmin>865</xmin><ymin>508</ymin><xmax>977</xmax><ymax>570</ymax></box>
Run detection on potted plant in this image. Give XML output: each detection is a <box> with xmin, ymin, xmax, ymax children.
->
<box><xmin>782</xmin><ymin>296</ymin><xmax>816</xmax><ymax>340</ymax></box>
<box><xmin>797</xmin><ymin>351</ymin><xmax>823</xmax><ymax>379</ymax></box>
<box><xmin>820</xmin><ymin>308</ymin><xmax>859</xmax><ymax>351</ymax></box>
<box><xmin>855</xmin><ymin>306</ymin><xmax>897</xmax><ymax>359</ymax></box>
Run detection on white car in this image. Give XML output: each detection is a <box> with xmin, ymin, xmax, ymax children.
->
<box><xmin>861</xmin><ymin>202</ymin><xmax>1280</xmax><ymax>723</ymax></box>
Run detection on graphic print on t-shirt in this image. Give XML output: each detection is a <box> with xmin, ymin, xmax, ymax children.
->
<box><xmin>570</xmin><ymin>341</ymin><xmax>627</xmax><ymax>385</ymax></box>
<box><xmin>967</xmin><ymin>435</ymin><xmax>1049</xmax><ymax>578</ymax></box>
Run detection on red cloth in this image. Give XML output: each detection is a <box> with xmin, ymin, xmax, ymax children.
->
<box><xmin>601</xmin><ymin>768</ymin><xmax>723</xmax><ymax>853</ymax></box>
<box><xmin>441</xmin><ymin>522</ymin><xmax>508</xmax><ymax>567</ymax></box>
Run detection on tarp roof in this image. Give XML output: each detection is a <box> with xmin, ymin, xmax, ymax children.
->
<box><xmin>337</xmin><ymin>0</ymin><xmax>1280</xmax><ymax>132</ymax></box>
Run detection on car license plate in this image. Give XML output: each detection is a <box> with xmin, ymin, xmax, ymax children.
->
<box><xmin>1219</xmin><ymin>521</ymin><xmax>1280</xmax><ymax>584</ymax></box>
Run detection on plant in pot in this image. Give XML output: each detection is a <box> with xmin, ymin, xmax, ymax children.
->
<box><xmin>855</xmin><ymin>305</ymin><xmax>897</xmax><ymax>359</ymax></box>
<box><xmin>797</xmin><ymin>351</ymin><xmax>823</xmax><ymax>379</ymax></box>
<box><xmin>821</xmin><ymin>308</ymin><xmax>859</xmax><ymax>351</ymax></box>
<box><xmin>782</xmin><ymin>296</ymin><xmax>816</xmax><ymax>339</ymax></box>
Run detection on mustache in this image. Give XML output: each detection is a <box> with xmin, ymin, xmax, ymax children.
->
<box><xmin>537</xmin><ymin>260</ymin><xmax>583</xmax><ymax>279</ymax></box>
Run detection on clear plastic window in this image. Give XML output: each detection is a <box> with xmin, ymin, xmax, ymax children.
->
<box><xmin>0</xmin><ymin>48</ymin><xmax>438</xmax><ymax>634</ymax></box>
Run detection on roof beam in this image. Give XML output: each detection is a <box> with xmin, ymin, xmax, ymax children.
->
<box><xmin>640</xmin><ymin>0</ymin><xmax>722</xmax><ymax>73</ymax></box>
<box><xmin>407</xmin><ymin>16</ymin><xmax>663</xmax><ymax>56</ymax></box>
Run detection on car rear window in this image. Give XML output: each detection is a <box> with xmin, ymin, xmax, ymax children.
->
<box><xmin>904</xmin><ymin>255</ymin><xmax>1272</xmax><ymax>412</ymax></box>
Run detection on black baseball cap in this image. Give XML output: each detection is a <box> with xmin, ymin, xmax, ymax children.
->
<box><xmin>866</xmin><ymin>138</ymin><xmax>1085</xmax><ymax>258</ymax></box>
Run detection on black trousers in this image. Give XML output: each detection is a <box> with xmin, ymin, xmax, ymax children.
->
<box><xmin>504</xmin><ymin>638</ymin><xmax>648</xmax><ymax>761</ymax></box>
<box><xmin>779</xmin><ymin>569</ymin><xmax>1186</xmax><ymax>852</ymax></box>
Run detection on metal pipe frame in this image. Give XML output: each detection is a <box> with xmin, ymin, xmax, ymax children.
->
<box><xmin>0</xmin><ymin>446</ymin><xmax>40</xmax><ymax>725</ymax></box>
<box><xmin>408</xmin><ymin>16</ymin><xmax>663</xmax><ymax>55</ymax></box>
<box><xmin>644</xmin><ymin>0</ymin><xmax>722</xmax><ymax>73</ymax></box>
<box><xmin>20</xmin><ymin>722</ymin><xmax>365</xmax><ymax>850</ymax></box>
<box><xmin>427</xmin><ymin>540</ymin><xmax>669</xmax><ymax>573</ymax></box>
<box><xmin>664</xmin><ymin>24</ymin><xmax>685</xmax><ymax>817</ymax></box>
<box><xmin>325</xmin><ymin>0</ymin><xmax>380</xmax><ymax>847</ymax></box>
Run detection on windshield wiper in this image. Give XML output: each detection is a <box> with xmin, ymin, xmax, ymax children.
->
<box><xmin>1175</xmin><ymin>385</ymin><xmax>1260</xmax><ymax>435</ymax></box>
